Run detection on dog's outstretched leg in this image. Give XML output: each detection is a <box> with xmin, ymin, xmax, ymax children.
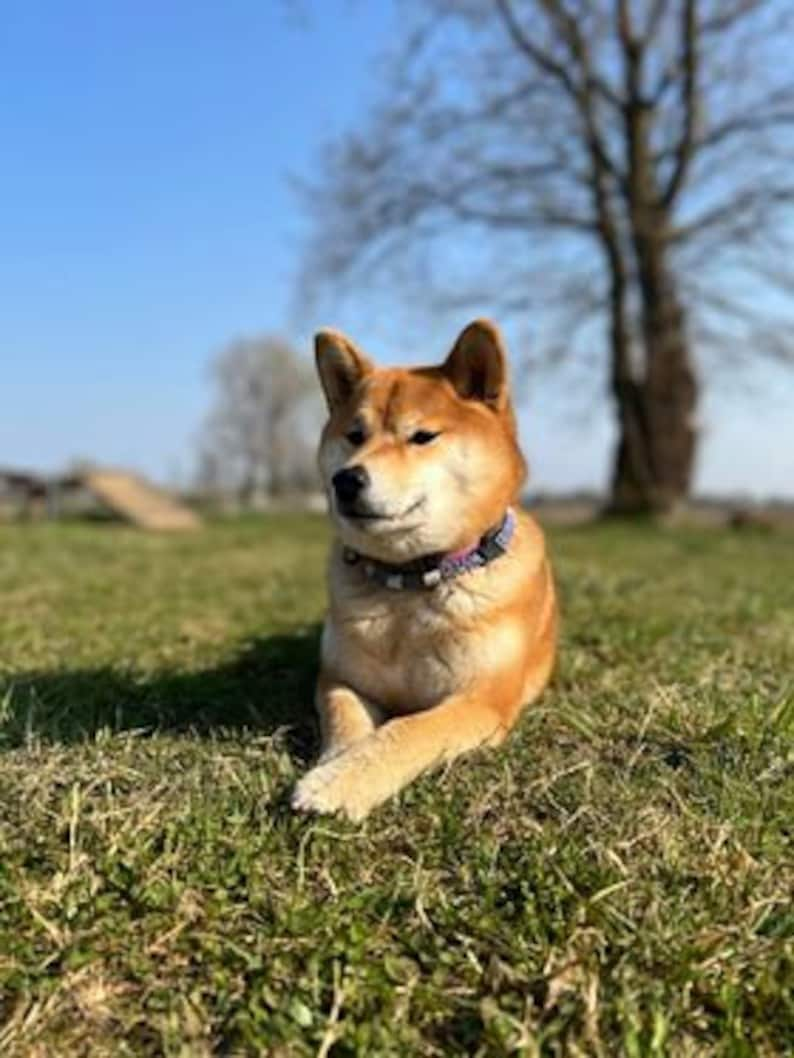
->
<box><xmin>292</xmin><ymin>689</ymin><xmax>507</xmax><ymax>821</ymax></box>
<box><xmin>314</xmin><ymin>678</ymin><xmax>384</xmax><ymax>764</ymax></box>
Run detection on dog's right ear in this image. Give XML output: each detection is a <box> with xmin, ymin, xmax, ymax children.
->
<box><xmin>315</xmin><ymin>329</ymin><xmax>374</xmax><ymax>411</ymax></box>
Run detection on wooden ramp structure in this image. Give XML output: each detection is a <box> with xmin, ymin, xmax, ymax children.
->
<box><xmin>78</xmin><ymin>469</ymin><xmax>201</xmax><ymax>531</ymax></box>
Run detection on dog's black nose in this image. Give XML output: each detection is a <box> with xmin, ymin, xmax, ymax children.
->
<box><xmin>332</xmin><ymin>465</ymin><xmax>369</xmax><ymax>506</ymax></box>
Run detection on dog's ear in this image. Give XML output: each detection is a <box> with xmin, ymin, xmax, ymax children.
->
<box><xmin>314</xmin><ymin>329</ymin><xmax>374</xmax><ymax>411</ymax></box>
<box><xmin>443</xmin><ymin>319</ymin><xmax>509</xmax><ymax>411</ymax></box>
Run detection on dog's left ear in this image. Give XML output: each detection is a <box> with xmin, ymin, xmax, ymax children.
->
<box><xmin>443</xmin><ymin>319</ymin><xmax>509</xmax><ymax>411</ymax></box>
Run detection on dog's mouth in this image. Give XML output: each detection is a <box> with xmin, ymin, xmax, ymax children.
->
<box><xmin>339</xmin><ymin>496</ymin><xmax>426</xmax><ymax>527</ymax></box>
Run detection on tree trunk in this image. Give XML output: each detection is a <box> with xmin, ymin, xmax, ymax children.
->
<box><xmin>267</xmin><ymin>413</ymin><xmax>287</xmax><ymax>498</ymax></box>
<box><xmin>238</xmin><ymin>474</ymin><xmax>257</xmax><ymax>508</ymax></box>
<box><xmin>605</xmin><ymin>247</ymin><xmax>656</xmax><ymax>515</ymax></box>
<box><xmin>608</xmin><ymin>244</ymin><xmax>698</xmax><ymax>516</ymax></box>
<box><xmin>607</xmin><ymin>42</ymin><xmax>699</xmax><ymax>517</ymax></box>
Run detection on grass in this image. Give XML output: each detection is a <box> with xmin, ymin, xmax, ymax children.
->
<box><xmin>0</xmin><ymin>515</ymin><xmax>792</xmax><ymax>1057</ymax></box>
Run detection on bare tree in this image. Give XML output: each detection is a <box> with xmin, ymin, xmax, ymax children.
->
<box><xmin>198</xmin><ymin>336</ymin><xmax>318</xmax><ymax>505</ymax></box>
<box><xmin>299</xmin><ymin>0</ymin><xmax>794</xmax><ymax>514</ymax></box>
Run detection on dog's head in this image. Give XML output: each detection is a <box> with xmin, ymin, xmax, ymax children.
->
<box><xmin>315</xmin><ymin>319</ymin><xmax>526</xmax><ymax>562</ymax></box>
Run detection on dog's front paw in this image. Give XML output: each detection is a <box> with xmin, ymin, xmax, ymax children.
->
<box><xmin>291</xmin><ymin>755</ymin><xmax>373</xmax><ymax>822</ymax></box>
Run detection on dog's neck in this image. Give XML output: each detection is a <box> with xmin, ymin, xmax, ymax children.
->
<box><xmin>341</xmin><ymin>509</ymin><xmax>516</xmax><ymax>591</ymax></box>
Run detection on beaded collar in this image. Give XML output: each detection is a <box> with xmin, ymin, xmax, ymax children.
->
<box><xmin>342</xmin><ymin>508</ymin><xmax>516</xmax><ymax>591</ymax></box>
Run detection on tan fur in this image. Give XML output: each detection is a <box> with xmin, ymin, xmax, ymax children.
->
<box><xmin>292</xmin><ymin>320</ymin><xmax>557</xmax><ymax>820</ymax></box>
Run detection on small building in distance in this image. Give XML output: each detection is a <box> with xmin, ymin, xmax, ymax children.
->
<box><xmin>0</xmin><ymin>468</ymin><xmax>50</xmax><ymax>521</ymax></box>
<box><xmin>0</xmin><ymin>466</ymin><xmax>201</xmax><ymax>531</ymax></box>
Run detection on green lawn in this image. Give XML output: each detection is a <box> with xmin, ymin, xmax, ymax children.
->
<box><xmin>0</xmin><ymin>516</ymin><xmax>792</xmax><ymax>1057</ymax></box>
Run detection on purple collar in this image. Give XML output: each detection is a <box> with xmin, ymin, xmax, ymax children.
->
<box><xmin>342</xmin><ymin>508</ymin><xmax>516</xmax><ymax>591</ymax></box>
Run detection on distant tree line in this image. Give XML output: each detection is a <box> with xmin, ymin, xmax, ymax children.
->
<box><xmin>196</xmin><ymin>336</ymin><xmax>320</xmax><ymax>506</ymax></box>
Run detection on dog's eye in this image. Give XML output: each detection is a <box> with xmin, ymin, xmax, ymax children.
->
<box><xmin>346</xmin><ymin>427</ymin><xmax>366</xmax><ymax>447</ymax></box>
<box><xmin>409</xmin><ymin>430</ymin><xmax>440</xmax><ymax>446</ymax></box>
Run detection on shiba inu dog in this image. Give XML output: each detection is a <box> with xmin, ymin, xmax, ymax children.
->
<box><xmin>292</xmin><ymin>319</ymin><xmax>557</xmax><ymax>820</ymax></box>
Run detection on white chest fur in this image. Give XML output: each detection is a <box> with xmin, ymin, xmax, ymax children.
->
<box><xmin>322</xmin><ymin>555</ymin><xmax>525</xmax><ymax>714</ymax></box>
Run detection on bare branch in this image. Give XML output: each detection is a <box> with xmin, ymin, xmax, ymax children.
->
<box><xmin>701</xmin><ymin>0</ymin><xmax>766</xmax><ymax>36</ymax></box>
<box><xmin>663</xmin><ymin>0</ymin><xmax>698</xmax><ymax>206</ymax></box>
<box><xmin>493</xmin><ymin>0</ymin><xmax>579</xmax><ymax>97</ymax></box>
<box><xmin>672</xmin><ymin>186</ymin><xmax>794</xmax><ymax>242</ymax></box>
<box><xmin>642</xmin><ymin>0</ymin><xmax>671</xmax><ymax>46</ymax></box>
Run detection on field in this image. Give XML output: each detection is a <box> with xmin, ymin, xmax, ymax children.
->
<box><xmin>0</xmin><ymin>516</ymin><xmax>792</xmax><ymax>1057</ymax></box>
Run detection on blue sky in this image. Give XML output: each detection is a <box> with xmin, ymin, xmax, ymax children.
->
<box><xmin>1</xmin><ymin>0</ymin><xmax>791</xmax><ymax>498</ymax></box>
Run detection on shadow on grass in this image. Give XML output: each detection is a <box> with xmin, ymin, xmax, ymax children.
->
<box><xmin>0</xmin><ymin>627</ymin><xmax>321</xmax><ymax>762</ymax></box>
